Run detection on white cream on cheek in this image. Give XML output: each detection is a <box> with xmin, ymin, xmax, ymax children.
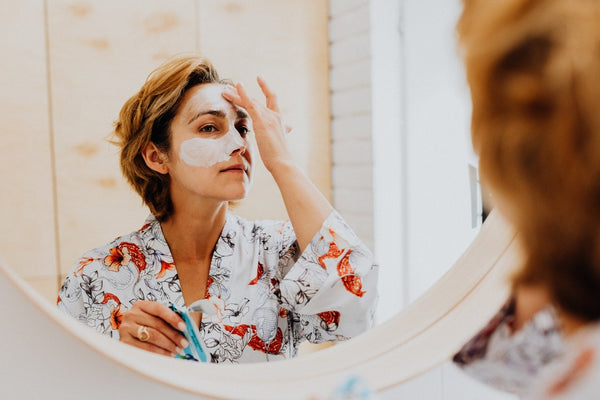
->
<box><xmin>179</xmin><ymin>129</ymin><xmax>245</xmax><ymax>168</ymax></box>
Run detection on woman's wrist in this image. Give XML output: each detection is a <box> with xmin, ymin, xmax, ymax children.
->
<box><xmin>266</xmin><ymin>157</ymin><xmax>298</xmax><ymax>180</ymax></box>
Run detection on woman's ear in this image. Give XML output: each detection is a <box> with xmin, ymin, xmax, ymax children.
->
<box><xmin>142</xmin><ymin>142</ymin><xmax>169</xmax><ymax>174</ymax></box>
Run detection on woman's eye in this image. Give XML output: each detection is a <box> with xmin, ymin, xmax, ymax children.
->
<box><xmin>237</xmin><ymin>126</ymin><xmax>249</xmax><ymax>137</ymax></box>
<box><xmin>199</xmin><ymin>125</ymin><xmax>217</xmax><ymax>133</ymax></box>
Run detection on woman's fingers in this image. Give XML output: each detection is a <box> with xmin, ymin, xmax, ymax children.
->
<box><xmin>222</xmin><ymin>86</ymin><xmax>243</xmax><ymax>106</ymax></box>
<box><xmin>123</xmin><ymin>330</ymin><xmax>177</xmax><ymax>357</ymax></box>
<box><xmin>118</xmin><ymin>300</ymin><xmax>189</xmax><ymax>357</ymax></box>
<box><xmin>257</xmin><ymin>76</ymin><xmax>280</xmax><ymax>112</ymax></box>
<box><xmin>121</xmin><ymin>323</ymin><xmax>181</xmax><ymax>356</ymax></box>
<box><xmin>138</xmin><ymin>312</ymin><xmax>189</xmax><ymax>350</ymax></box>
<box><xmin>222</xmin><ymin>78</ymin><xmax>280</xmax><ymax>113</ymax></box>
<box><xmin>138</xmin><ymin>301</ymin><xmax>186</xmax><ymax>331</ymax></box>
<box><xmin>232</xmin><ymin>82</ymin><xmax>254</xmax><ymax>110</ymax></box>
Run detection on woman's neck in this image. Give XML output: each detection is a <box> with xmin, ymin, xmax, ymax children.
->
<box><xmin>160</xmin><ymin>202</ymin><xmax>228</xmax><ymax>264</ymax></box>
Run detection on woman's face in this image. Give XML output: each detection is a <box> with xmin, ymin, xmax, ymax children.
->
<box><xmin>166</xmin><ymin>83</ymin><xmax>254</xmax><ymax>204</ymax></box>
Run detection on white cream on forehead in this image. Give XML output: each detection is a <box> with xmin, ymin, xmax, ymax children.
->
<box><xmin>179</xmin><ymin>130</ymin><xmax>245</xmax><ymax>167</ymax></box>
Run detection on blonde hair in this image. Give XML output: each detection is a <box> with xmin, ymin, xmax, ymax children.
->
<box><xmin>113</xmin><ymin>55</ymin><xmax>230</xmax><ymax>222</ymax></box>
<box><xmin>458</xmin><ymin>0</ymin><xmax>600</xmax><ymax>320</ymax></box>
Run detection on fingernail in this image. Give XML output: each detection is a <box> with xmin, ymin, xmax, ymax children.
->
<box><xmin>176</xmin><ymin>347</ymin><xmax>183</xmax><ymax>354</ymax></box>
<box><xmin>180</xmin><ymin>339</ymin><xmax>189</xmax><ymax>348</ymax></box>
<box><xmin>178</xmin><ymin>322</ymin><xmax>186</xmax><ymax>331</ymax></box>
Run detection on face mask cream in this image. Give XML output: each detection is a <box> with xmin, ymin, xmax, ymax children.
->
<box><xmin>179</xmin><ymin>130</ymin><xmax>245</xmax><ymax>168</ymax></box>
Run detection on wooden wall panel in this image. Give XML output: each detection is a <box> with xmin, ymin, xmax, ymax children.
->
<box><xmin>2</xmin><ymin>0</ymin><xmax>331</xmax><ymax>302</ymax></box>
<box><xmin>0</xmin><ymin>0</ymin><xmax>58</xmax><ymax>281</ymax></box>
<box><xmin>197</xmin><ymin>0</ymin><xmax>332</xmax><ymax>220</ymax></box>
<box><xmin>45</xmin><ymin>0</ymin><xmax>197</xmax><ymax>275</ymax></box>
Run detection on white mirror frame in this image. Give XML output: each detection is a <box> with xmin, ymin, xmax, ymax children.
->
<box><xmin>0</xmin><ymin>210</ymin><xmax>518</xmax><ymax>399</ymax></box>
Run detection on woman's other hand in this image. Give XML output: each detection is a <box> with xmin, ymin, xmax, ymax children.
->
<box><xmin>222</xmin><ymin>77</ymin><xmax>293</xmax><ymax>172</ymax></box>
<box><xmin>118</xmin><ymin>300</ymin><xmax>189</xmax><ymax>357</ymax></box>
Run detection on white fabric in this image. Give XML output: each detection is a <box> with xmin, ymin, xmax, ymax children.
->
<box><xmin>58</xmin><ymin>210</ymin><xmax>378</xmax><ymax>363</ymax></box>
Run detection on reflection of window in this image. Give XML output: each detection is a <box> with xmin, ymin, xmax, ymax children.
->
<box><xmin>469</xmin><ymin>162</ymin><xmax>495</xmax><ymax>225</ymax></box>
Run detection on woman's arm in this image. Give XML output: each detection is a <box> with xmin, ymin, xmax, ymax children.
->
<box><xmin>222</xmin><ymin>78</ymin><xmax>332</xmax><ymax>252</ymax></box>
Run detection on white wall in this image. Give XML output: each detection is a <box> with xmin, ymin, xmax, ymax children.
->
<box><xmin>329</xmin><ymin>0</ymin><xmax>515</xmax><ymax>399</ymax></box>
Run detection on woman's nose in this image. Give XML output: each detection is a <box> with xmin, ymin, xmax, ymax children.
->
<box><xmin>231</xmin><ymin>142</ymin><xmax>247</xmax><ymax>156</ymax></box>
<box><xmin>228</xmin><ymin>129</ymin><xmax>247</xmax><ymax>155</ymax></box>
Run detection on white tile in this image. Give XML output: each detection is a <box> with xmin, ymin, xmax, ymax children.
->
<box><xmin>330</xmin><ymin>59</ymin><xmax>372</xmax><ymax>92</ymax></box>
<box><xmin>333</xmin><ymin>164</ymin><xmax>373</xmax><ymax>190</ymax></box>
<box><xmin>330</xmin><ymin>31</ymin><xmax>371</xmax><ymax>66</ymax></box>
<box><xmin>332</xmin><ymin>113</ymin><xmax>372</xmax><ymax>141</ymax></box>
<box><xmin>332</xmin><ymin>139</ymin><xmax>373</xmax><ymax>165</ymax></box>
<box><xmin>329</xmin><ymin>0</ymin><xmax>369</xmax><ymax>18</ymax></box>
<box><xmin>331</xmin><ymin>86</ymin><xmax>372</xmax><ymax>118</ymax></box>
<box><xmin>334</xmin><ymin>188</ymin><xmax>373</xmax><ymax>215</ymax></box>
<box><xmin>329</xmin><ymin>4</ymin><xmax>370</xmax><ymax>42</ymax></box>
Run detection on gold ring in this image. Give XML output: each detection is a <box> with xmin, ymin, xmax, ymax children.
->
<box><xmin>137</xmin><ymin>325</ymin><xmax>150</xmax><ymax>342</ymax></box>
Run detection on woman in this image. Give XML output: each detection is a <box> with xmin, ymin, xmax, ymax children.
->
<box><xmin>57</xmin><ymin>55</ymin><xmax>378</xmax><ymax>363</ymax></box>
<box><xmin>453</xmin><ymin>0</ymin><xmax>600</xmax><ymax>398</ymax></box>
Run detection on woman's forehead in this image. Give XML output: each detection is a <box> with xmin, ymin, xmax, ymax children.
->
<box><xmin>179</xmin><ymin>83</ymin><xmax>244</xmax><ymax>120</ymax></box>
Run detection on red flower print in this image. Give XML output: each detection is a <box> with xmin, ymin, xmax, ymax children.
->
<box><xmin>317</xmin><ymin>311</ymin><xmax>340</xmax><ymax>332</ymax></box>
<box><xmin>103</xmin><ymin>246</ymin><xmax>131</xmax><ymax>272</ymax></box>
<box><xmin>110</xmin><ymin>304</ymin><xmax>123</xmax><ymax>330</ymax></box>
<box><xmin>74</xmin><ymin>257</ymin><xmax>96</xmax><ymax>277</ymax></box>
<box><xmin>337</xmin><ymin>250</ymin><xmax>365</xmax><ymax>298</ymax></box>
<box><xmin>547</xmin><ymin>347</ymin><xmax>595</xmax><ymax>397</ymax></box>
<box><xmin>100</xmin><ymin>292</ymin><xmax>121</xmax><ymax>305</ymax></box>
<box><xmin>224</xmin><ymin>324</ymin><xmax>251</xmax><ymax>337</ymax></box>
<box><xmin>155</xmin><ymin>260</ymin><xmax>175</xmax><ymax>279</ymax></box>
<box><xmin>318</xmin><ymin>233</ymin><xmax>345</xmax><ymax>270</ymax></box>
<box><xmin>248</xmin><ymin>263</ymin><xmax>264</xmax><ymax>285</ymax></box>
<box><xmin>138</xmin><ymin>223</ymin><xmax>151</xmax><ymax>232</ymax></box>
<box><xmin>56</xmin><ymin>295</ymin><xmax>62</xmax><ymax>305</ymax></box>
<box><xmin>279</xmin><ymin>308</ymin><xmax>288</xmax><ymax>318</ymax></box>
<box><xmin>317</xmin><ymin>311</ymin><xmax>340</xmax><ymax>326</ymax></box>
<box><xmin>248</xmin><ymin>326</ymin><xmax>283</xmax><ymax>354</ymax></box>
<box><xmin>205</xmin><ymin>276</ymin><xmax>214</xmax><ymax>299</ymax></box>
<box><xmin>119</xmin><ymin>242</ymin><xmax>146</xmax><ymax>272</ymax></box>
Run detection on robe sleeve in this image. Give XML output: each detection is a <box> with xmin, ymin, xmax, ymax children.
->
<box><xmin>56</xmin><ymin>254</ymin><xmax>123</xmax><ymax>340</ymax></box>
<box><xmin>263</xmin><ymin>210</ymin><xmax>379</xmax><ymax>343</ymax></box>
<box><xmin>453</xmin><ymin>297</ymin><xmax>564</xmax><ymax>396</ymax></box>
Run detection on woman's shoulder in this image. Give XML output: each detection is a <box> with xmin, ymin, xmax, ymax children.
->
<box><xmin>533</xmin><ymin>324</ymin><xmax>600</xmax><ymax>399</ymax></box>
<box><xmin>70</xmin><ymin>218</ymin><xmax>154</xmax><ymax>277</ymax></box>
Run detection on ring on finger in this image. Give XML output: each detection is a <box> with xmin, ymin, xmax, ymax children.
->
<box><xmin>137</xmin><ymin>325</ymin><xmax>150</xmax><ymax>342</ymax></box>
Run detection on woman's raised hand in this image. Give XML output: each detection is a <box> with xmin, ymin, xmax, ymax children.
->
<box><xmin>222</xmin><ymin>77</ymin><xmax>293</xmax><ymax>172</ymax></box>
<box><xmin>118</xmin><ymin>300</ymin><xmax>189</xmax><ymax>357</ymax></box>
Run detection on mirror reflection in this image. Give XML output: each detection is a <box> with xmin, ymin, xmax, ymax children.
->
<box><xmin>1</xmin><ymin>0</ymin><xmax>474</xmax><ymax>364</ymax></box>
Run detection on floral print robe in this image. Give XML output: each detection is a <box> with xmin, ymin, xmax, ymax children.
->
<box><xmin>454</xmin><ymin>297</ymin><xmax>600</xmax><ymax>399</ymax></box>
<box><xmin>57</xmin><ymin>210</ymin><xmax>378</xmax><ymax>363</ymax></box>
<box><xmin>453</xmin><ymin>298</ymin><xmax>565</xmax><ymax>396</ymax></box>
<box><xmin>528</xmin><ymin>322</ymin><xmax>600</xmax><ymax>400</ymax></box>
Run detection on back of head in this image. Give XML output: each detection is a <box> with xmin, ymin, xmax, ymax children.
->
<box><xmin>458</xmin><ymin>0</ymin><xmax>600</xmax><ymax>321</ymax></box>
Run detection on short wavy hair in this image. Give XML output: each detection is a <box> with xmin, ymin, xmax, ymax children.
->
<box><xmin>458</xmin><ymin>0</ymin><xmax>600</xmax><ymax>321</ymax></box>
<box><xmin>113</xmin><ymin>55</ymin><xmax>230</xmax><ymax>222</ymax></box>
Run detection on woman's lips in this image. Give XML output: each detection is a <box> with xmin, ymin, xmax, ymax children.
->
<box><xmin>220</xmin><ymin>163</ymin><xmax>246</xmax><ymax>173</ymax></box>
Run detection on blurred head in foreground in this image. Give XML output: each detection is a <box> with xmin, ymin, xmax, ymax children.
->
<box><xmin>458</xmin><ymin>0</ymin><xmax>600</xmax><ymax>322</ymax></box>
